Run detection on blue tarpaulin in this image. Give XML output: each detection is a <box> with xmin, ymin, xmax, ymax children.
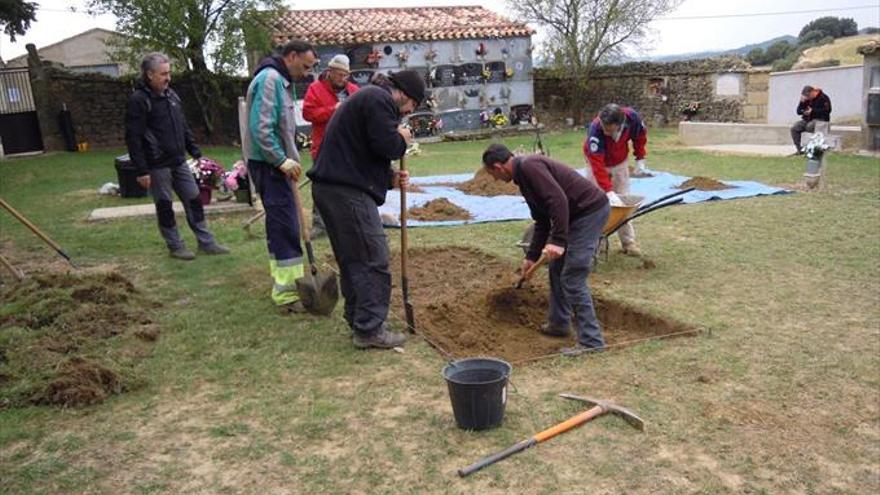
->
<box><xmin>379</xmin><ymin>169</ymin><xmax>791</xmax><ymax>227</ymax></box>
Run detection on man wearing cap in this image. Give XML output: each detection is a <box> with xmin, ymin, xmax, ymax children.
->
<box><xmin>307</xmin><ymin>70</ymin><xmax>424</xmax><ymax>349</ymax></box>
<box><xmin>302</xmin><ymin>54</ymin><xmax>360</xmax><ymax>237</ymax></box>
<box><xmin>791</xmin><ymin>85</ymin><xmax>832</xmax><ymax>155</ymax></box>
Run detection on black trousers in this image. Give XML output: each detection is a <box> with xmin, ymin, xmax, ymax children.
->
<box><xmin>312</xmin><ymin>181</ymin><xmax>391</xmax><ymax>336</ymax></box>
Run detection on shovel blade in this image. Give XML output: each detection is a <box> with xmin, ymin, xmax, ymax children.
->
<box><xmin>296</xmin><ymin>269</ymin><xmax>339</xmax><ymax>316</ymax></box>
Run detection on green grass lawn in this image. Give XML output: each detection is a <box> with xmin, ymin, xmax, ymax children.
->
<box><xmin>1</xmin><ymin>129</ymin><xmax>878</xmax><ymax>494</ymax></box>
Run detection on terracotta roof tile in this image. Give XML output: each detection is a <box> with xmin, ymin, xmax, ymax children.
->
<box><xmin>272</xmin><ymin>6</ymin><xmax>534</xmax><ymax>45</ymax></box>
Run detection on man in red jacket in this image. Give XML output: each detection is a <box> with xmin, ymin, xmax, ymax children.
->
<box><xmin>302</xmin><ymin>54</ymin><xmax>359</xmax><ymax>236</ymax></box>
<box><xmin>583</xmin><ymin>103</ymin><xmax>648</xmax><ymax>256</ymax></box>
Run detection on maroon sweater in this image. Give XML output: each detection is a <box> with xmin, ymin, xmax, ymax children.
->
<box><xmin>513</xmin><ymin>155</ymin><xmax>608</xmax><ymax>261</ymax></box>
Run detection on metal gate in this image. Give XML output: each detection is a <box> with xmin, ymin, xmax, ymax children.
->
<box><xmin>0</xmin><ymin>68</ymin><xmax>43</xmax><ymax>155</ymax></box>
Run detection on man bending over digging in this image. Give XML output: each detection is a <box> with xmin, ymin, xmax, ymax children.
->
<box><xmin>482</xmin><ymin>144</ymin><xmax>610</xmax><ymax>355</ymax></box>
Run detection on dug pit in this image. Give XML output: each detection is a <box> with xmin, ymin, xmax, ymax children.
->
<box><xmin>391</xmin><ymin>247</ymin><xmax>696</xmax><ymax>363</ymax></box>
<box><xmin>408</xmin><ymin>198</ymin><xmax>472</xmax><ymax>222</ymax></box>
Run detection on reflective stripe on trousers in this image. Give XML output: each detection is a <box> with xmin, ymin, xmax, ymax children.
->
<box><xmin>270</xmin><ymin>257</ymin><xmax>304</xmax><ymax>305</ymax></box>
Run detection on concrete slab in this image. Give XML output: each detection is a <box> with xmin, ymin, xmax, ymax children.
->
<box><xmin>689</xmin><ymin>144</ymin><xmax>794</xmax><ymax>156</ymax></box>
<box><xmin>679</xmin><ymin>121</ymin><xmax>861</xmax><ymax>149</ymax></box>
<box><xmin>88</xmin><ymin>201</ymin><xmax>254</xmax><ymax>222</ymax></box>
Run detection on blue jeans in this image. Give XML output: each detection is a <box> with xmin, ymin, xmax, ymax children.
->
<box><xmin>547</xmin><ymin>202</ymin><xmax>610</xmax><ymax>348</ymax></box>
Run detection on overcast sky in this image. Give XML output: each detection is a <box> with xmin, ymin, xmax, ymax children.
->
<box><xmin>2</xmin><ymin>0</ymin><xmax>878</xmax><ymax>62</ymax></box>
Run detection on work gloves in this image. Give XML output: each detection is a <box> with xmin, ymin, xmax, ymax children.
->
<box><xmin>279</xmin><ymin>158</ymin><xmax>303</xmax><ymax>181</ymax></box>
<box><xmin>606</xmin><ymin>191</ymin><xmax>625</xmax><ymax>207</ymax></box>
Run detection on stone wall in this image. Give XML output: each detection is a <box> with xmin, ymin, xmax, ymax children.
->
<box><xmin>534</xmin><ymin>56</ymin><xmax>769</xmax><ymax>127</ymax></box>
<box><xmin>28</xmin><ymin>63</ymin><xmax>248</xmax><ymax>151</ymax></box>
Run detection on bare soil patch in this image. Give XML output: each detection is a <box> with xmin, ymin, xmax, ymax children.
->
<box><xmin>0</xmin><ymin>269</ymin><xmax>160</xmax><ymax>408</ymax></box>
<box><xmin>391</xmin><ymin>247</ymin><xmax>695</xmax><ymax>363</ymax></box>
<box><xmin>408</xmin><ymin>198</ymin><xmax>471</xmax><ymax>222</ymax></box>
<box><xmin>456</xmin><ymin>168</ymin><xmax>520</xmax><ymax>196</ymax></box>
<box><xmin>678</xmin><ymin>176</ymin><xmax>734</xmax><ymax>191</ymax></box>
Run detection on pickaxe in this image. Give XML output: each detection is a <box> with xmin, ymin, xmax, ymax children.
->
<box><xmin>458</xmin><ymin>394</ymin><xmax>644</xmax><ymax>477</ymax></box>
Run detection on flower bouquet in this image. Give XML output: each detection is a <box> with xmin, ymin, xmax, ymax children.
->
<box><xmin>189</xmin><ymin>157</ymin><xmax>226</xmax><ymax>205</ymax></box>
<box><xmin>223</xmin><ymin>160</ymin><xmax>251</xmax><ymax>203</ymax></box>
<box><xmin>803</xmin><ymin>133</ymin><xmax>830</xmax><ymax>189</ymax></box>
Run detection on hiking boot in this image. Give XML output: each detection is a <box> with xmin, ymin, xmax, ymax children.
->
<box><xmin>169</xmin><ymin>247</ymin><xmax>196</xmax><ymax>260</ymax></box>
<box><xmin>561</xmin><ymin>343</ymin><xmax>605</xmax><ymax>357</ymax></box>
<box><xmin>352</xmin><ymin>325</ymin><xmax>406</xmax><ymax>349</ymax></box>
<box><xmin>789</xmin><ymin>149</ymin><xmax>804</xmax><ymax>157</ymax></box>
<box><xmin>538</xmin><ymin>322</ymin><xmax>570</xmax><ymax>338</ymax></box>
<box><xmin>198</xmin><ymin>243</ymin><xmax>231</xmax><ymax>255</ymax></box>
<box><xmin>622</xmin><ymin>242</ymin><xmax>642</xmax><ymax>257</ymax></box>
<box><xmin>278</xmin><ymin>300</ymin><xmax>307</xmax><ymax>315</ymax></box>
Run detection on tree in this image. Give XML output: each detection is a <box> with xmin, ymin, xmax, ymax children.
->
<box><xmin>746</xmin><ymin>47</ymin><xmax>766</xmax><ymax>66</ymax></box>
<box><xmin>89</xmin><ymin>0</ymin><xmax>284</xmax><ymax>138</ymax></box>
<box><xmin>764</xmin><ymin>40</ymin><xmax>793</xmax><ymax>61</ymax></box>
<box><xmin>0</xmin><ymin>0</ymin><xmax>37</xmax><ymax>42</ymax></box>
<box><xmin>88</xmin><ymin>0</ymin><xmax>284</xmax><ymax>75</ymax></box>
<box><xmin>507</xmin><ymin>0</ymin><xmax>682</xmax><ymax>119</ymax></box>
<box><xmin>798</xmin><ymin>16</ymin><xmax>859</xmax><ymax>42</ymax></box>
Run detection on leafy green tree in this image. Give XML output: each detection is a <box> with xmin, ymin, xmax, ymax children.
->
<box><xmin>764</xmin><ymin>40</ymin><xmax>793</xmax><ymax>61</ymax></box>
<box><xmin>0</xmin><ymin>0</ymin><xmax>37</xmax><ymax>42</ymax></box>
<box><xmin>798</xmin><ymin>16</ymin><xmax>859</xmax><ymax>41</ymax></box>
<box><xmin>88</xmin><ymin>0</ymin><xmax>284</xmax><ymax>75</ymax></box>
<box><xmin>746</xmin><ymin>47</ymin><xmax>766</xmax><ymax>65</ymax></box>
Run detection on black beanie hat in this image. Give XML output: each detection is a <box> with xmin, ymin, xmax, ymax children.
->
<box><xmin>389</xmin><ymin>70</ymin><xmax>427</xmax><ymax>105</ymax></box>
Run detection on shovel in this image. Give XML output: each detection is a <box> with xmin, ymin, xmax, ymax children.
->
<box><xmin>289</xmin><ymin>178</ymin><xmax>338</xmax><ymax>315</ymax></box>
<box><xmin>399</xmin><ymin>156</ymin><xmax>416</xmax><ymax>333</ymax></box>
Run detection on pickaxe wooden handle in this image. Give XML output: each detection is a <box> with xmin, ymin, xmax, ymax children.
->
<box><xmin>515</xmin><ymin>253</ymin><xmax>548</xmax><ymax>289</ymax></box>
<box><xmin>458</xmin><ymin>394</ymin><xmax>644</xmax><ymax>477</ymax></box>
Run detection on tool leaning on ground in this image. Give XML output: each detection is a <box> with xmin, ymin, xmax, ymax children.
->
<box><xmin>0</xmin><ymin>197</ymin><xmax>76</xmax><ymax>268</ymax></box>
<box><xmin>399</xmin><ymin>155</ymin><xmax>416</xmax><ymax>333</ymax></box>
<box><xmin>458</xmin><ymin>394</ymin><xmax>645</xmax><ymax>477</ymax></box>
<box><xmin>288</xmin><ymin>177</ymin><xmax>339</xmax><ymax>315</ymax></box>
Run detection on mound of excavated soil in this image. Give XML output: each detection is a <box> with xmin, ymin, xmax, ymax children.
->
<box><xmin>390</xmin><ymin>247</ymin><xmax>695</xmax><ymax>363</ymax></box>
<box><xmin>456</xmin><ymin>168</ymin><xmax>520</xmax><ymax>197</ymax></box>
<box><xmin>408</xmin><ymin>198</ymin><xmax>472</xmax><ymax>222</ymax></box>
<box><xmin>678</xmin><ymin>176</ymin><xmax>734</xmax><ymax>191</ymax></box>
<box><xmin>0</xmin><ymin>271</ymin><xmax>160</xmax><ymax>408</ymax></box>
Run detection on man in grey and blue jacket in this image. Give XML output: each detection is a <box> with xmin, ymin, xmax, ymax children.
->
<box><xmin>245</xmin><ymin>40</ymin><xmax>317</xmax><ymax>312</ymax></box>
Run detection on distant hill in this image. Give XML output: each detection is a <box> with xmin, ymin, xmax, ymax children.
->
<box><xmin>793</xmin><ymin>34</ymin><xmax>880</xmax><ymax>69</ymax></box>
<box><xmin>648</xmin><ymin>35</ymin><xmax>798</xmax><ymax>62</ymax></box>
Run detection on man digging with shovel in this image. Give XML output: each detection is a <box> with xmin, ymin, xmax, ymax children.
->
<box><xmin>308</xmin><ymin>70</ymin><xmax>424</xmax><ymax>350</ymax></box>
<box><xmin>483</xmin><ymin>144</ymin><xmax>610</xmax><ymax>355</ymax></box>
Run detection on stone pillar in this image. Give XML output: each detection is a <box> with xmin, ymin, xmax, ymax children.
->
<box><xmin>858</xmin><ymin>41</ymin><xmax>880</xmax><ymax>151</ymax></box>
<box><xmin>26</xmin><ymin>43</ymin><xmax>63</xmax><ymax>151</ymax></box>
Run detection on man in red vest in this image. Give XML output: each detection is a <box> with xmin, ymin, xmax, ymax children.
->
<box><xmin>583</xmin><ymin>103</ymin><xmax>648</xmax><ymax>256</ymax></box>
<box><xmin>303</xmin><ymin>55</ymin><xmax>359</xmax><ymax>236</ymax></box>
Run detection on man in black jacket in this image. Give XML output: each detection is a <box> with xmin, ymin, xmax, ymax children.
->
<box><xmin>125</xmin><ymin>52</ymin><xmax>228</xmax><ymax>260</ymax></box>
<box><xmin>791</xmin><ymin>85</ymin><xmax>832</xmax><ymax>154</ymax></box>
<box><xmin>307</xmin><ymin>71</ymin><xmax>423</xmax><ymax>349</ymax></box>
<box><xmin>483</xmin><ymin>144</ymin><xmax>610</xmax><ymax>355</ymax></box>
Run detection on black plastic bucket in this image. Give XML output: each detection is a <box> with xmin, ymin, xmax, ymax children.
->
<box><xmin>442</xmin><ymin>357</ymin><xmax>511</xmax><ymax>431</ymax></box>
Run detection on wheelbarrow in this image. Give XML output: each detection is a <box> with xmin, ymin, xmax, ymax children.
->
<box><xmin>516</xmin><ymin>188</ymin><xmax>695</xmax><ymax>259</ymax></box>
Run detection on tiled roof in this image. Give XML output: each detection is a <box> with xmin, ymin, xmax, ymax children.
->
<box><xmin>273</xmin><ymin>6</ymin><xmax>534</xmax><ymax>45</ymax></box>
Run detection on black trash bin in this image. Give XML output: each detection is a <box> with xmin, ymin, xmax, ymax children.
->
<box><xmin>114</xmin><ymin>154</ymin><xmax>148</xmax><ymax>198</ymax></box>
